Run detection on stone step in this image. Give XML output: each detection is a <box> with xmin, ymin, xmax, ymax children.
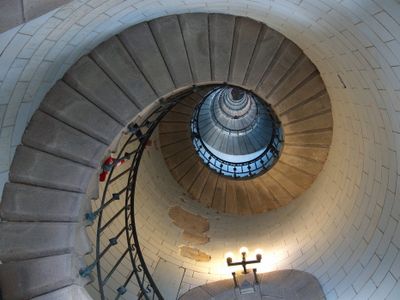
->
<box><xmin>279</xmin><ymin>92</ymin><xmax>331</xmax><ymax>125</ymax></box>
<box><xmin>91</xmin><ymin>36</ymin><xmax>157</xmax><ymax>109</ymax></box>
<box><xmin>256</xmin><ymin>40</ymin><xmax>303</xmax><ymax>98</ymax></box>
<box><xmin>188</xmin><ymin>166</ymin><xmax>212</xmax><ymax>200</ymax></box>
<box><xmin>268</xmin><ymin>56</ymin><xmax>317</xmax><ymax>104</ymax></box>
<box><xmin>63</xmin><ymin>56</ymin><xmax>139</xmax><ymax>125</ymax></box>
<box><xmin>149</xmin><ymin>15</ymin><xmax>193</xmax><ymax>88</ymax></box>
<box><xmin>280</xmin><ymin>155</ymin><xmax>324</xmax><ymax>176</ymax></box>
<box><xmin>179</xmin><ymin>14</ymin><xmax>211</xmax><ymax>83</ymax></box>
<box><xmin>0</xmin><ymin>254</ymin><xmax>83</xmax><ymax>300</ymax></box>
<box><xmin>170</xmin><ymin>152</ymin><xmax>198</xmax><ymax>182</ymax></box>
<box><xmin>274</xmin><ymin>75</ymin><xmax>325</xmax><ymax>114</ymax></box>
<box><xmin>0</xmin><ymin>183</ymin><xmax>87</xmax><ymax>222</ymax></box>
<box><xmin>23</xmin><ymin>111</ymin><xmax>107</xmax><ymax>168</ymax></box>
<box><xmin>233</xmin><ymin>181</ymin><xmax>252</xmax><ymax>215</ymax></box>
<box><xmin>161</xmin><ymin>139</ymin><xmax>193</xmax><ymax>158</ymax></box>
<box><xmin>119</xmin><ymin>22</ymin><xmax>175</xmax><ymax>96</ymax></box>
<box><xmin>244</xmin><ymin>180</ymin><xmax>272</xmax><ymax>214</ymax></box>
<box><xmin>165</xmin><ymin>146</ymin><xmax>197</xmax><ymax>169</ymax></box>
<box><xmin>159</xmin><ymin>131</ymin><xmax>191</xmax><ymax>145</ymax></box>
<box><xmin>162</xmin><ymin>110</ymin><xmax>192</xmax><ymax>123</ymax></box>
<box><xmin>283</xmin><ymin>111</ymin><xmax>333</xmax><ymax>134</ymax></box>
<box><xmin>0</xmin><ymin>222</ymin><xmax>90</xmax><ymax>262</ymax></box>
<box><xmin>224</xmin><ymin>179</ymin><xmax>238</xmax><ymax>214</ymax></box>
<box><xmin>209</xmin><ymin>14</ymin><xmax>235</xmax><ymax>82</ymax></box>
<box><xmin>229</xmin><ymin>17</ymin><xmax>262</xmax><ymax>85</ymax></box>
<box><xmin>285</xmin><ymin>130</ymin><xmax>332</xmax><ymax>147</ymax></box>
<box><xmin>211</xmin><ymin>176</ymin><xmax>227</xmax><ymax>212</ymax></box>
<box><xmin>199</xmin><ymin>171</ymin><xmax>219</xmax><ymax>208</ymax></box>
<box><xmin>244</xmin><ymin>26</ymin><xmax>285</xmax><ymax>90</ymax></box>
<box><xmin>40</xmin><ymin>81</ymin><xmax>122</xmax><ymax>145</ymax></box>
<box><xmin>258</xmin><ymin>174</ymin><xmax>294</xmax><ymax>207</ymax></box>
<box><xmin>179</xmin><ymin>160</ymin><xmax>204</xmax><ymax>191</ymax></box>
<box><xmin>10</xmin><ymin>146</ymin><xmax>95</xmax><ymax>193</ymax></box>
<box><xmin>32</xmin><ymin>285</ymin><xmax>92</xmax><ymax>300</ymax></box>
<box><xmin>283</xmin><ymin>145</ymin><xmax>329</xmax><ymax>162</ymax></box>
<box><xmin>268</xmin><ymin>167</ymin><xmax>305</xmax><ymax>199</ymax></box>
<box><xmin>272</xmin><ymin>161</ymin><xmax>315</xmax><ymax>190</ymax></box>
<box><xmin>252</xmin><ymin>178</ymin><xmax>280</xmax><ymax>211</ymax></box>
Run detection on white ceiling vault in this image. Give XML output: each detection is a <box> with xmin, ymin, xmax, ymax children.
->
<box><xmin>0</xmin><ymin>0</ymin><xmax>400</xmax><ymax>299</ymax></box>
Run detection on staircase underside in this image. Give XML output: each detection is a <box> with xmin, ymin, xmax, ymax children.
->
<box><xmin>0</xmin><ymin>13</ymin><xmax>332</xmax><ymax>299</ymax></box>
<box><xmin>158</xmin><ymin>14</ymin><xmax>333</xmax><ymax>214</ymax></box>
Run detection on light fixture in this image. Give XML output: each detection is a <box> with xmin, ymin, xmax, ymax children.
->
<box><xmin>225</xmin><ymin>247</ymin><xmax>262</xmax><ymax>293</ymax></box>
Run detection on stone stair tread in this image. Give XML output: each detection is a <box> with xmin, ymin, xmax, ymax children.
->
<box><xmin>279</xmin><ymin>92</ymin><xmax>331</xmax><ymax>125</ymax></box>
<box><xmin>282</xmin><ymin>145</ymin><xmax>329</xmax><ymax>162</ymax></box>
<box><xmin>179</xmin><ymin>14</ymin><xmax>211</xmax><ymax>83</ymax></box>
<box><xmin>209</xmin><ymin>14</ymin><xmax>235</xmax><ymax>82</ymax></box>
<box><xmin>274</xmin><ymin>75</ymin><xmax>326</xmax><ymax>114</ymax></box>
<box><xmin>149</xmin><ymin>15</ymin><xmax>193</xmax><ymax>88</ymax></box>
<box><xmin>234</xmin><ymin>181</ymin><xmax>252</xmax><ymax>215</ymax></box>
<box><xmin>63</xmin><ymin>56</ymin><xmax>139</xmax><ymax>125</ymax></box>
<box><xmin>256</xmin><ymin>40</ymin><xmax>302</xmax><ymax>97</ymax></box>
<box><xmin>245</xmin><ymin>26</ymin><xmax>285</xmax><ymax>90</ymax></box>
<box><xmin>119</xmin><ymin>22</ymin><xmax>175</xmax><ymax>96</ymax></box>
<box><xmin>0</xmin><ymin>222</ymin><xmax>89</xmax><ymax>262</ymax></box>
<box><xmin>279</xmin><ymin>155</ymin><xmax>324</xmax><ymax>176</ymax></box>
<box><xmin>189</xmin><ymin>167</ymin><xmax>212</xmax><ymax>200</ymax></box>
<box><xmin>171</xmin><ymin>153</ymin><xmax>198</xmax><ymax>181</ymax></box>
<box><xmin>268</xmin><ymin>56</ymin><xmax>317</xmax><ymax>104</ymax></box>
<box><xmin>0</xmin><ymin>254</ymin><xmax>79</xmax><ymax>300</ymax></box>
<box><xmin>179</xmin><ymin>160</ymin><xmax>204</xmax><ymax>191</ymax></box>
<box><xmin>199</xmin><ymin>171</ymin><xmax>219</xmax><ymax>208</ymax></box>
<box><xmin>91</xmin><ymin>36</ymin><xmax>157</xmax><ymax>109</ymax></box>
<box><xmin>40</xmin><ymin>81</ymin><xmax>122</xmax><ymax>145</ymax></box>
<box><xmin>0</xmin><ymin>183</ymin><xmax>86</xmax><ymax>222</ymax></box>
<box><xmin>161</xmin><ymin>139</ymin><xmax>193</xmax><ymax>158</ymax></box>
<box><xmin>285</xmin><ymin>130</ymin><xmax>332</xmax><ymax>146</ymax></box>
<box><xmin>268</xmin><ymin>168</ymin><xmax>305</xmax><ymax>198</ymax></box>
<box><xmin>32</xmin><ymin>285</ymin><xmax>92</xmax><ymax>300</ymax></box>
<box><xmin>10</xmin><ymin>146</ymin><xmax>95</xmax><ymax>193</ymax></box>
<box><xmin>229</xmin><ymin>17</ymin><xmax>262</xmax><ymax>85</ymax></box>
<box><xmin>23</xmin><ymin>111</ymin><xmax>106</xmax><ymax>168</ymax></box>
<box><xmin>165</xmin><ymin>146</ymin><xmax>197</xmax><ymax>170</ymax></box>
<box><xmin>272</xmin><ymin>161</ymin><xmax>315</xmax><ymax>190</ymax></box>
<box><xmin>284</xmin><ymin>112</ymin><xmax>333</xmax><ymax>134</ymax></box>
<box><xmin>258</xmin><ymin>175</ymin><xmax>294</xmax><ymax>207</ymax></box>
<box><xmin>211</xmin><ymin>176</ymin><xmax>228</xmax><ymax>212</ymax></box>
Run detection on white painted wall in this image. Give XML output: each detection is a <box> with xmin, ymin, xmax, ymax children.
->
<box><xmin>1</xmin><ymin>0</ymin><xmax>400</xmax><ymax>299</ymax></box>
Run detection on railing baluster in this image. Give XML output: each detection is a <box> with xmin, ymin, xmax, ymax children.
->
<box><xmin>82</xmin><ymin>88</ymin><xmax>196</xmax><ymax>300</ymax></box>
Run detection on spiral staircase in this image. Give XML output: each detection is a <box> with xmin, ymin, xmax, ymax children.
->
<box><xmin>0</xmin><ymin>13</ymin><xmax>332</xmax><ymax>300</ymax></box>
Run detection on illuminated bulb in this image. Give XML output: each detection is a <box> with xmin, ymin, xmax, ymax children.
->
<box><xmin>254</xmin><ymin>248</ymin><xmax>263</xmax><ymax>256</ymax></box>
<box><xmin>239</xmin><ymin>247</ymin><xmax>248</xmax><ymax>254</ymax></box>
<box><xmin>224</xmin><ymin>252</ymin><xmax>234</xmax><ymax>260</ymax></box>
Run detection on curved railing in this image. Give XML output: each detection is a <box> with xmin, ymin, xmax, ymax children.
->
<box><xmin>79</xmin><ymin>89</ymin><xmax>193</xmax><ymax>300</ymax></box>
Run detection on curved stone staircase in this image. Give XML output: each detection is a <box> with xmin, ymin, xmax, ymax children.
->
<box><xmin>159</xmin><ymin>40</ymin><xmax>333</xmax><ymax>215</ymax></box>
<box><xmin>0</xmin><ymin>13</ymin><xmax>332</xmax><ymax>299</ymax></box>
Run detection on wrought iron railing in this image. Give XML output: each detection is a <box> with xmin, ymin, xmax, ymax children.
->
<box><xmin>79</xmin><ymin>88</ymin><xmax>193</xmax><ymax>300</ymax></box>
<box><xmin>78</xmin><ymin>84</ymin><xmax>283</xmax><ymax>299</ymax></box>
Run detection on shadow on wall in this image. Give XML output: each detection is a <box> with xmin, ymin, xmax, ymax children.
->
<box><xmin>179</xmin><ymin>269</ymin><xmax>325</xmax><ymax>300</ymax></box>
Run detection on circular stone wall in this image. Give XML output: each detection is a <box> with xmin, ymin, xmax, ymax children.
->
<box><xmin>0</xmin><ymin>2</ymin><xmax>399</xmax><ymax>300</ymax></box>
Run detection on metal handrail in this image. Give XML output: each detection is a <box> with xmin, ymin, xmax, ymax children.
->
<box><xmin>79</xmin><ymin>84</ymin><xmax>284</xmax><ymax>300</ymax></box>
<box><xmin>80</xmin><ymin>88</ymin><xmax>193</xmax><ymax>300</ymax></box>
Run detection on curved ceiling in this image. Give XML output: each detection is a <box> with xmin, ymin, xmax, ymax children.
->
<box><xmin>0</xmin><ymin>1</ymin><xmax>399</xmax><ymax>300</ymax></box>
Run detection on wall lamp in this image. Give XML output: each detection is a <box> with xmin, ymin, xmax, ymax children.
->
<box><xmin>225</xmin><ymin>247</ymin><xmax>262</xmax><ymax>291</ymax></box>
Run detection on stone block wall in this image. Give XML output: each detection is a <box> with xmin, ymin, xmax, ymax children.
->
<box><xmin>1</xmin><ymin>1</ymin><xmax>400</xmax><ymax>299</ymax></box>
